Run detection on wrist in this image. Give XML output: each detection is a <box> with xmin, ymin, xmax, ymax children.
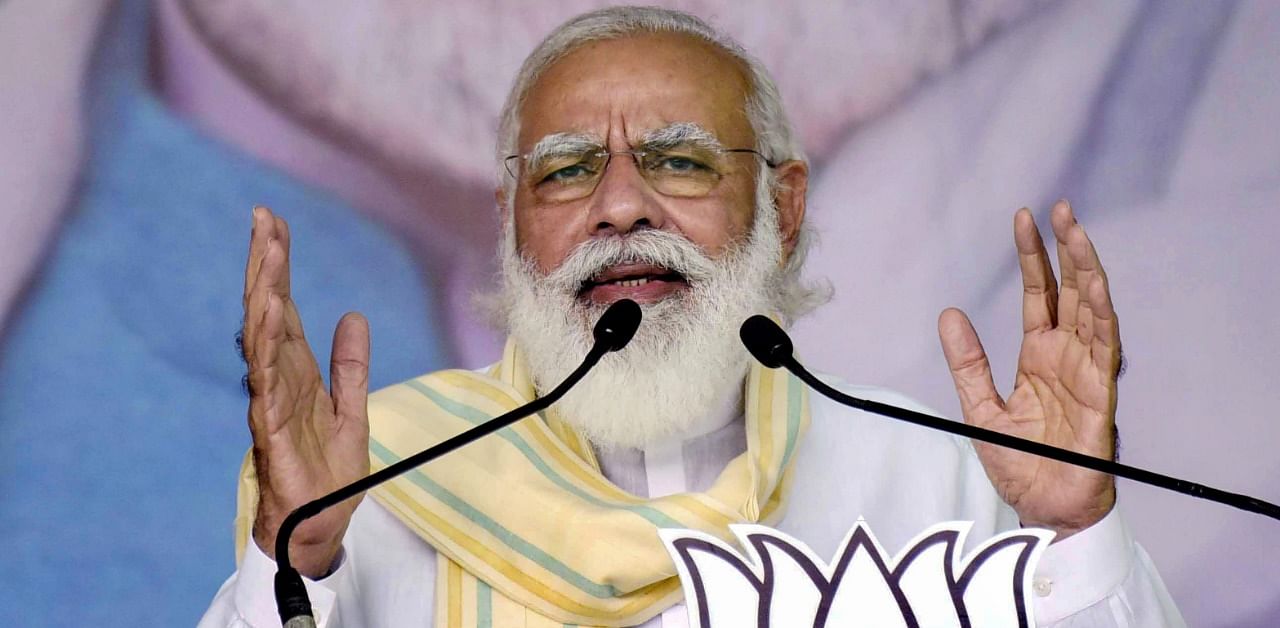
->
<box><xmin>1020</xmin><ymin>489</ymin><xmax>1116</xmax><ymax>542</ymax></box>
<box><xmin>253</xmin><ymin>528</ymin><xmax>344</xmax><ymax>579</ymax></box>
<box><xmin>253</xmin><ymin>510</ymin><xmax>345</xmax><ymax>579</ymax></box>
<box><xmin>291</xmin><ymin>541</ymin><xmax>344</xmax><ymax>580</ymax></box>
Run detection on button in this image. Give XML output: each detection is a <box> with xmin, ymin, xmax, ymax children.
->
<box><xmin>1032</xmin><ymin>577</ymin><xmax>1053</xmax><ymax>597</ymax></box>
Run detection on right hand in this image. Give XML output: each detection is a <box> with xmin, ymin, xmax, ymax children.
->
<box><xmin>242</xmin><ymin>206</ymin><xmax>371</xmax><ymax>578</ymax></box>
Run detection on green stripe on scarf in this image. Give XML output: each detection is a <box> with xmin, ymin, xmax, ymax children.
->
<box><xmin>400</xmin><ymin>381</ymin><xmax>687</xmax><ymax>529</ymax></box>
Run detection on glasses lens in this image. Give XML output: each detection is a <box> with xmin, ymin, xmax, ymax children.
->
<box><xmin>516</xmin><ymin>144</ymin><xmax>742</xmax><ymax>202</ymax></box>
<box><xmin>640</xmin><ymin>146</ymin><xmax>723</xmax><ymax>197</ymax></box>
<box><xmin>526</xmin><ymin>150</ymin><xmax>606</xmax><ymax>203</ymax></box>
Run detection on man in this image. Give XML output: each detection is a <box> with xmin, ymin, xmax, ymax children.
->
<box><xmin>202</xmin><ymin>7</ymin><xmax>1182</xmax><ymax>627</ymax></box>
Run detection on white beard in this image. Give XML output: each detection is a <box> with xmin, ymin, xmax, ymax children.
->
<box><xmin>498</xmin><ymin>204</ymin><xmax>786</xmax><ymax>451</ymax></box>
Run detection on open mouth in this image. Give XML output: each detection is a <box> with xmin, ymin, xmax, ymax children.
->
<box><xmin>578</xmin><ymin>263</ymin><xmax>690</xmax><ymax>305</ymax></box>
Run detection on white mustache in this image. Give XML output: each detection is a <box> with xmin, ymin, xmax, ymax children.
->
<box><xmin>536</xmin><ymin>230</ymin><xmax>720</xmax><ymax>295</ymax></box>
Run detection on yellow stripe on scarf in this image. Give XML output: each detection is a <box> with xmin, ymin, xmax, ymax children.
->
<box><xmin>234</xmin><ymin>337</ymin><xmax>809</xmax><ymax>627</ymax></box>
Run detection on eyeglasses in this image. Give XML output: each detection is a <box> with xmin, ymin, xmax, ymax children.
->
<box><xmin>504</xmin><ymin>143</ymin><xmax>776</xmax><ymax>204</ymax></box>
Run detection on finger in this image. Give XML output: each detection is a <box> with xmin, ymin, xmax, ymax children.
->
<box><xmin>1014</xmin><ymin>208</ymin><xmax>1058</xmax><ymax>333</ymax></box>
<box><xmin>272</xmin><ymin>215</ymin><xmax>292</xmax><ymax>296</ymax></box>
<box><xmin>252</xmin><ymin>236</ymin><xmax>308</xmax><ymax>342</ymax></box>
<box><xmin>1066</xmin><ymin>222</ymin><xmax>1109</xmax><ymax>347</ymax></box>
<box><xmin>246</xmin><ymin>237</ymin><xmax>284</xmax><ymax>337</ymax></box>
<box><xmin>243</xmin><ymin>240</ymin><xmax>297</xmax><ymax>379</ymax></box>
<box><xmin>330</xmin><ymin>312</ymin><xmax>371</xmax><ymax>432</ymax></box>
<box><xmin>1049</xmin><ymin>200</ymin><xmax>1080</xmax><ymax>332</ymax></box>
<box><xmin>244</xmin><ymin>206</ymin><xmax>276</xmax><ymax>309</ymax></box>
<box><xmin>938</xmin><ymin>308</ymin><xmax>1006</xmax><ymax>423</ymax></box>
<box><xmin>1087</xmin><ymin>274</ymin><xmax>1122</xmax><ymax>376</ymax></box>
<box><xmin>271</xmin><ymin>217</ymin><xmax>309</xmax><ymax>341</ymax></box>
<box><xmin>242</xmin><ymin>207</ymin><xmax>276</xmax><ymax>363</ymax></box>
<box><xmin>248</xmin><ymin>293</ymin><xmax>285</xmax><ymax>436</ymax></box>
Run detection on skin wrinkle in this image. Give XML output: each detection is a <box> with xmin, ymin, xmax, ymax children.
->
<box><xmin>520</xmin><ymin>122</ymin><xmax>723</xmax><ymax>165</ymax></box>
<box><xmin>510</xmin><ymin>33</ymin><xmax>772</xmax><ymax>276</ymax></box>
<box><xmin>517</xmin><ymin>122</ymin><xmax>740</xmax><ymax>205</ymax></box>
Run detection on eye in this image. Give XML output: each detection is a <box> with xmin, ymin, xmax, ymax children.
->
<box><xmin>653</xmin><ymin>155</ymin><xmax>712</xmax><ymax>174</ymax></box>
<box><xmin>539</xmin><ymin>162</ymin><xmax>595</xmax><ymax>185</ymax></box>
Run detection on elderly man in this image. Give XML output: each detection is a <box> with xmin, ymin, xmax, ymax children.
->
<box><xmin>202</xmin><ymin>7</ymin><xmax>1182</xmax><ymax>627</ymax></box>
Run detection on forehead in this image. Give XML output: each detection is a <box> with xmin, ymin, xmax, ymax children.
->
<box><xmin>517</xmin><ymin>33</ymin><xmax>755</xmax><ymax>152</ymax></box>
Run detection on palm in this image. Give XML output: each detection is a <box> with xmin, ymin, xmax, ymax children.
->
<box><xmin>939</xmin><ymin>202</ymin><xmax>1120</xmax><ymax>538</ymax></box>
<box><xmin>255</xmin><ymin>318</ymin><xmax>367</xmax><ymax>544</ymax></box>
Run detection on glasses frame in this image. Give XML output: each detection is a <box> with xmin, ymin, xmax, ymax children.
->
<box><xmin>502</xmin><ymin>147</ymin><xmax>779</xmax><ymax>201</ymax></box>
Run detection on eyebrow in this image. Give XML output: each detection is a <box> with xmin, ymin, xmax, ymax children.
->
<box><xmin>637</xmin><ymin>122</ymin><xmax>726</xmax><ymax>151</ymax></box>
<box><xmin>526</xmin><ymin>132</ymin><xmax>603</xmax><ymax>166</ymax></box>
<box><xmin>525</xmin><ymin>122</ymin><xmax>728</xmax><ymax>164</ymax></box>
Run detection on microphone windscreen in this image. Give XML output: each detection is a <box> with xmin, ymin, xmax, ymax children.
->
<box><xmin>593</xmin><ymin>299</ymin><xmax>642</xmax><ymax>352</ymax></box>
<box><xmin>739</xmin><ymin>315</ymin><xmax>793</xmax><ymax>368</ymax></box>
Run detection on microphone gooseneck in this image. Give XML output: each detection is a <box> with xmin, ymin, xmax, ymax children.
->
<box><xmin>272</xmin><ymin>299</ymin><xmax>643</xmax><ymax>627</ymax></box>
<box><xmin>739</xmin><ymin>314</ymin><xmax>1280</xmax><ymax>523</ymax></box>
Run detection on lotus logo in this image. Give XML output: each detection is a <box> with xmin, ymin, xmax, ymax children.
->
<box><xmin>659</xmin><ymin>520</ymin><xmax>1054</xmax><ymax>627</ymax></box>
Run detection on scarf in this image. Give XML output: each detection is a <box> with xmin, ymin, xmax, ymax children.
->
<box><xmin>235</xmin><ymin>338</ymin><xmax>809</xmax><ymax>627</ymax></box>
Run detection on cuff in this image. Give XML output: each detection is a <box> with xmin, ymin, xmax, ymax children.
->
<box><xmin>234</xmin><ymin>539</ymin><xmax>348</xmax><ymax>627</ymax></box>
<box><xmin>1030</xmin><ymin>506</ymin><xmax>1134</xmax><ymax>624</ymax></box>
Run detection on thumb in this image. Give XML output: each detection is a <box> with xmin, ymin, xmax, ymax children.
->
<box><xmin>331</xmin><ymin>312</ymin><xmax>371</xmax><ymax>428</ymax></box>
<box><xmin>938</xmin><ymin>308</ymin><xmax>1004</xmax><ymax>422</ymax></box>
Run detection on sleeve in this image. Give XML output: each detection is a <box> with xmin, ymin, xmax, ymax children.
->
<box><xmin>197</xmin><ymin>539</ymin><xmax>352</xmax><ymax>628</ymax></box>
<box><xmin>199</xmin><ymin>498</ymin><xmax>440</xmax><ymax>626</ymax></box>
<box><xmin>1032</xmin><ymin>507</ymin><xmax>1186</xmax><ymax>627</ymax></box>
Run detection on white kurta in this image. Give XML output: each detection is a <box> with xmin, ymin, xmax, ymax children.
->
<box><xmin>200</xmin><ymin>377</ymin><xmax>1184</xmax><ymax>627</ymax></box>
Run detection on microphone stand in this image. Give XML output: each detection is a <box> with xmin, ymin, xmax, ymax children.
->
<box><xmin>272</xmin><ymin>300</ymin><xmax>642</xmax><ymax>627</ymax></box>
<box><xmin>739</xmin><ymin>315</ymin><xmax>1280</xmax><ymax>523</ymax></box>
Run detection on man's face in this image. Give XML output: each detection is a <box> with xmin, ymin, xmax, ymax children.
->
<box><xmin>506</xmin><ymin>33</ymin><xmax>764</xmax><ymax>306</ymax></box>
<box><xmin>495</xmin><ymin>32</ymin><xmax>809</xmax><ymax>447</ymax></box>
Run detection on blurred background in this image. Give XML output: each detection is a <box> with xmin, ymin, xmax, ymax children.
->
<box><xmin>1</xmin><ymin>0</ymin><xmax>1276</xmax><ymax>625</ymax></box>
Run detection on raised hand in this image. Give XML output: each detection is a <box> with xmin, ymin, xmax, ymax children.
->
<box><xmin>938</xmin><ymin>200</ymin><xmax>1120</xmax><ymax>540</ymax></box>
<box><xmin>242</xmin><ymin>206</ymin><xmax>371</xmax><ymax>578</ymax></box>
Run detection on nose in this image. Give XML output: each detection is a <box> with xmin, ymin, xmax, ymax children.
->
<box><xmin>584</xmin><ymin>153</ymin><xmax>666</xmax><ymax>236</ymax></box>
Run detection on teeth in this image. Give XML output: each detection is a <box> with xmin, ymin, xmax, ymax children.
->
<box><xmin>616</xmin><ymin>277</ymin><xmax>651</xmax><ymax>288</ymax></box>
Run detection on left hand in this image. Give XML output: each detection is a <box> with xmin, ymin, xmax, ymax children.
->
<box><xmin>938</xmin><ymin>200</ymin><xmax>1120</xmax><ymax>540</ymax></box>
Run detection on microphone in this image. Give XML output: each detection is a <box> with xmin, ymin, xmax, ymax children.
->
<box><xmin>273</xmin><ymin>299</ymin><xmax>643</xmax><ymax>627</ymax></box>
<box><xmin>739</xmin><ymin>315</ymin><xmax>1280</xmax><ymax>523</ymax></box>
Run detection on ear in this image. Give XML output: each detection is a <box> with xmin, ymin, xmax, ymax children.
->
<box><xmin>771</xmin><ymin>160</ymin><xmax>808</xmax><ymax>261</ymax></box>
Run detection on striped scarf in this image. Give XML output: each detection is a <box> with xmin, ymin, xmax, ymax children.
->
<box><xmin>235</xmin><ymin>339</ymin><xmax>809</xmax><ymax>627</ymax></box>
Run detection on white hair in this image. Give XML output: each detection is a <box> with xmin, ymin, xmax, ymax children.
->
<box><xmin>500</xmin><ymin>174</ymin><xmax>789</xmax><ymax>449</ymax></box>
<box><xmin>495</xmin><ymin>6</ymin><xmax>828</xmax><ymax>323</ymax></box>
